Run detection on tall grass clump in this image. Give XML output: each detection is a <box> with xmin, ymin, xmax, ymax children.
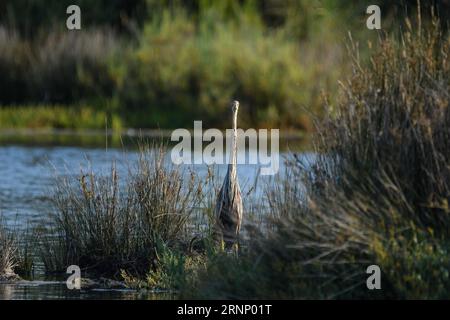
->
<box><xmin>0</xmin><ymin>105</ymin><xmax>110</xmax><ymax>129</ymax></box>
<box><xmin>184</xmin><ymin>11</ymin><xmax>450</xmax><ymax>299</ymax></box>
<box><xmin>0</xmin><ymin>219</ymin><xmax>18</xmax><ymax>280</ymax></box>
<box><xmin>315</xmin><ymin>15</ymin><xmax>449</xmax><ymax>237</ymax></box>
<box><xmin>39</xmin><ymin>144</ymin><xmax>205</xmax><ymax>278</ymax></box>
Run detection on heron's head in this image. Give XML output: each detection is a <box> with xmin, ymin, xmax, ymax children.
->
<box><xmin>231</xmin><ymin>100</ymin><xmax>239</xmax><ymax>113</ymax></box>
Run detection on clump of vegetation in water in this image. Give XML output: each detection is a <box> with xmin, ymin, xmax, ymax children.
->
<box><xmin>0</xmin><ymin>105</ymin><xmax>115</xmax><ymax>130</ymax></box>
<box><xmin>181</xmin><ymin>10</ymin><xmax>450</xmax><ymax>299</ymax></box>
<box><xmin>0</xmin><ymin>219</ymin><xmax>18</xmax><ymax>280</ymax></box>
<box><xmin>0</xmin><ymin>219</ymin><xmax>34</xmax><ymax>280</ymax></box>
<box><xmin>0</xmin><ymin>27</ymin><xmax>120</xmax><ymax>106</ymax></box>
<box><xmin>37</xmin><ymin>143</ymin><xmax>211</xmax><ymax>279</ymax></box>
<box><xmin>35</xmin><ymin>141</ymin><xmax>262</xmax><ymax>290</ymax></box>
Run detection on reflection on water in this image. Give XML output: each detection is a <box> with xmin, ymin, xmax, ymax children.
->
<box><xmin>0</xmin><ymin>129</ymin><xmax>309</xmax><ymax>150</ymax></box>
<box><xmin>0</xmin><ymin>281</ymin><xmax>170</xmax><ymax>300</ymax></box>
<box><xmin>0</xmin><ymin>131</ymin><xmax>312</xmax><ymax>299</ymax></box>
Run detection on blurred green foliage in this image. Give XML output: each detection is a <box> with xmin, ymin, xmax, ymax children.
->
<box><xmin>0</xmin><ymin>27</ymin><xmax>119</xmax><ymax>104</ymax></box>
<box><xmin>0</xmin><ymin>0</ymin><xmax>148</xmax><ymax>37</ymax></box>
<box><xmin>116</xmin><ymin>8</ymin><xmax>310</xmax><ymax>129</ymax></box>
<box><xmin>0</xmin><ymin>0</ymin><xmax>448</xmax><ymax>129</ymax></box>
<box><xmin>0</xmin><ymin>105</ymin><xmax>113</xmax><ymax>129</ymax></box>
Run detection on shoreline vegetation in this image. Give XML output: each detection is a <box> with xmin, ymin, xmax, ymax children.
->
<box><xmin>1</xmin><ymin>3</ymin><xmax>450</xmax><ymax>299</ymax></box>
<box><xmin>1</xmin><ymin>2</ymin><xmax>446</xmax><ymax>131</ymax></box>
<box><xmin>0</xmin><ymin>127</ymin><xmax>308</xmax><ymax>152</ymax></box>
<box><xmin>0</xmin><ymin>1</ymin><xmax>370</xmax><ymax>131</ymax></box>
<box><xmin>1</xmin><ymin>2</ymin><xmax>447</xmax><ymax>131</ymax></box>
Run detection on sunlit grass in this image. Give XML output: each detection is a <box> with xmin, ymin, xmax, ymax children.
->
<box><xmin>0</xmin><ymin>105</ymin><xmax>122</xmax><ymax>130</ymax></box>
<box><xmin>36</xmin><ymin>143</ymin><xmax>210</xmax><ymax>278</ymax></box>
<box><xmin>116</xmin><ymin>6</ymin><xmax>346</xmax><ymax>130</ymax></box>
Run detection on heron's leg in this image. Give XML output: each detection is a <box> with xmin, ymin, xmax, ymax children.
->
<box><xmin>217</xmin><ymin>231</ymin><xmax>225</xmax><ymax>252</ymax></box>
<box><xmin>232</xmin><ymin>235</ymin><xmax>240</xmax><ymax>257</ymax></box>
<box><xmin>212</xmin><ymin>221</ymin><xmax>225</xmax><ymax>252</ymax></box>
<box><xmin>231</xmin><ymin>243</ymin><xmax>238</xmax><ymax>257</ymax></box>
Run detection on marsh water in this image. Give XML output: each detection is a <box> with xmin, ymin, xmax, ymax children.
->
<box><xmin>0</xmin><ymin>131</ymin><xmax>310</xmax><ymax>300</ymax></box>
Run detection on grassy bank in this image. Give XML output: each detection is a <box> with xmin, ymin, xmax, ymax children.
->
<box><xmin>0</xmin><ymin>105</ymin><xmax>123</xmax><ymax>130</ymax></box>
<box><xmin>0</xmin><ymin>1</ymin><xmax>352</xmax><ymax>130</ymax></box>
<box><xmin>35</xmin><ymin>144</ymin><xmax>210</xmax><ymax>278</ymax></box>
<box><xmin>1</xmin><ymin>1</ymin><xmax>448</xmax><ymax>130</ymax></box>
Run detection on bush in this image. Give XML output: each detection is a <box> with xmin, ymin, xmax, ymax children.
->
<box><xmin>1</xmin><ymin>1</ymin><xmax>348</xmax><ymax>130</ymax></box>
<box><xmin>116</xmin><ymin>8</ymin><xmax>311</xmax><ymax>129</ymax></box>
<box><xmin>317</xmin><ymin>15</ymin><xmax>450</xmax><ymax>235</ymax></box>
<box><xmin>31</xmin><ymin>29</ymin><xmax>119</xmax><ymax>104</ymax></box>
<box><xmin>39</xmin><ymin>144</ymin><xmax>207</xmax><ymax>277</ymax></box>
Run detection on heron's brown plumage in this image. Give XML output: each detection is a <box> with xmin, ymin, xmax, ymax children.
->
<box><xmin>214</xmin><ymin>100</ymin><xmax>243</xmax><ymax>249</ymax></box>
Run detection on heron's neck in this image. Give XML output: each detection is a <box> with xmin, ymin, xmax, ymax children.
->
<box><xmin>230</xmin><ymin>110</ymin><xmax>238</xmax><ymax>171</ymax></box>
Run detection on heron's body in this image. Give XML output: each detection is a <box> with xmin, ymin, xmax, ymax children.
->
<box><xmin>214</xmin><ymin>101</ymin><xmax>243</xmax><ymax>249</ymax></box>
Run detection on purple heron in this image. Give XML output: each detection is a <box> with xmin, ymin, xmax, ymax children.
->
<box><xmin>214</xmin><ymin>100</ymin><xmax>243</xmax><ymax>250</ymax></box>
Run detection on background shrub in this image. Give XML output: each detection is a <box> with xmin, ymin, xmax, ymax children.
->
<box><xmin>0</xmin><ymin>27</ymin><xmax>120</xmax><ymax>106</ymax></box>
<box><xmin>116</xmin><ymin>8</ymin><xmax>311</xmax><ymax>129</ymax></box>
